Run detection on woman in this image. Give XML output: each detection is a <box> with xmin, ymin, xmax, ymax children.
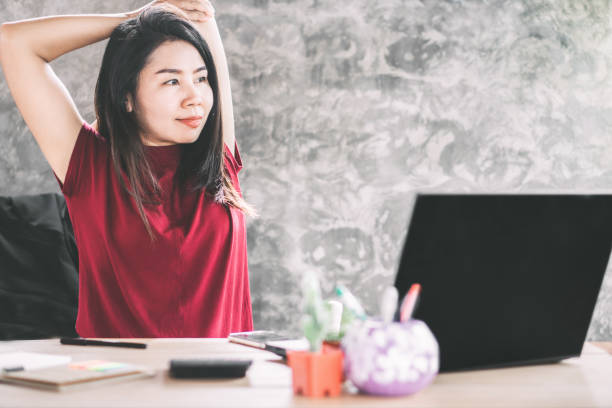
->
<box><xmin>0</xmin><ymin>1</ymin><xmax>256</xmax><ymax>337</ymax></box>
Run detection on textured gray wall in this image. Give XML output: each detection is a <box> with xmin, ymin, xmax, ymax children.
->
<box><xmin>1</xmin><ymin>0</ymin><xmax>612</xmax><ymax>340</ymax></box>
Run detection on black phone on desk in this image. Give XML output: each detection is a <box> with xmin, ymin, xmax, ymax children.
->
<box><xmin>169</xmin><ymin>359</ymin><xmax>252</xmax><ymax>379</ymax></box>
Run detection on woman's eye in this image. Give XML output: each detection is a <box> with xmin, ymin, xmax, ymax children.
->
<box><xmin>163</xmin><ymin>76</ymin><xmax>206</xmax><ymax>86</ymax></box>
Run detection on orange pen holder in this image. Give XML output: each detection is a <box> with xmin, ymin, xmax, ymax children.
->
<box><xmin>286</xmin><ymin>344</ymin><xmax>344</xmax><ymax>398</ymax></box>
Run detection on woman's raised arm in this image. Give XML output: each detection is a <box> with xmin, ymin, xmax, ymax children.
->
<box><xmin>193</xmin><ymin>16</ymin><xmax>236</xmax><ymax>152</ymax></box>
<box><xmin>0</xmin><ymin>9</ymin><xmax>144</xmax><ymax>183</ymax></box>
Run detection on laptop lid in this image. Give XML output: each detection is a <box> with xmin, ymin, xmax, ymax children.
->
<box><xmin>394</xmin><ymin>194</ymin><xmax>612</xmax><ymax>372</ymax></box>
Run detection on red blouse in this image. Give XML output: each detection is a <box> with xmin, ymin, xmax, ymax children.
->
<box><xmin>56</xmin><ymin>122</ymin><xmax>253</xmax><ymax>337</ymax></box>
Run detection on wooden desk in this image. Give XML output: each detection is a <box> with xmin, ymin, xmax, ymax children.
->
<box><xmin>1</xmin><ymin>339</ymin><xmax>611</xmax><ymax>407</ymax></box>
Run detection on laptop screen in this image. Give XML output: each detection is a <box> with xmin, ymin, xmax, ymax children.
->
<box><xmin>394</xmin><ymin>194</ymin><xmax>612</xmax><ymax>372</ymax></box>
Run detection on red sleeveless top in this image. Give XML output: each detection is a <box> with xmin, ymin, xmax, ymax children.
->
<box><xmin>56</xmin><ymin>122</ymin><xmax>253</xmax><ymax>337</ymax></box>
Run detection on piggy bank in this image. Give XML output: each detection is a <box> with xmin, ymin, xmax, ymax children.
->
<box><xmin>341</xmin><ymin>319</ymin><xmax>439</xmax><ymax>396</ymax></box>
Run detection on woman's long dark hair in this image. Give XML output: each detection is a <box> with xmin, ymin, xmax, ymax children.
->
<box><xmin>94</xmin><ymin>7</ymin><xmax>255</xmax><ymax>240</ymax></box>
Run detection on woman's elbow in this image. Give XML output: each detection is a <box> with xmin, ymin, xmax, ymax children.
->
<box><xmin>0</xmin><ymin>23</ymin><xmax>14</xmax><ymax>66</ymax></box>
<box><xmin>0</xmin><ymin>22</ymin><xmax>11</xmax><ymax>42</ymax></box>
<box><xmin>0</xmin><ymin>22</ymin><xmax>21</xmax><ymax>68</ymax></box>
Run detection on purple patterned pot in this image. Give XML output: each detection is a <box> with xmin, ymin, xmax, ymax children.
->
<box><xmin>341</xmin><ymin>319</ymin><xmax>439</xmax><ymax>396</ymax></box>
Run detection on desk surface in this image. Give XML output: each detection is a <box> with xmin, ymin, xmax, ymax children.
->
<box><xmin>1</xmin><ymin>339</ymin><xmax>611</xmax><ymax>407</ymax></box>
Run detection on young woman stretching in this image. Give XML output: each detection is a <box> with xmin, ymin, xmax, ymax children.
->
<box><xmin>0</xmin><ymin>1</ymin><xmax>256</xmax><ymax>337</ymax></box>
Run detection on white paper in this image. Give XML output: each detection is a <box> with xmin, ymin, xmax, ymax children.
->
<box><xmin>0</xmin><ymin>352</ymin><xmax>71</xmax><ymax>371</ymax></box>
<box><xmin>247</xmin><ymin>361</ymin><xmax>292</xmax><ymax>387</ymax></box>
<box><xmin>267</xmin><ymin>338</ymin><xmax>310</xmax><ymax>351</ymax></box>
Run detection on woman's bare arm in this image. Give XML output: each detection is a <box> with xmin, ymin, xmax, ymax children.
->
<box><xmin>0</xmin><ymin>10</ymin><xmax>143</xmax><ymax>183</ymax></box>
<box><xmin>193</xmin><ymin>17</ymin><xmax>236</xmax><ymax>152</ymax></box>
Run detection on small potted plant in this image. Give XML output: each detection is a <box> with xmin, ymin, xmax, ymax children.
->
<box><xmin>286</xmin><ymin>272</ymin><xmax>343</xmax><ymax>398</ymax></box>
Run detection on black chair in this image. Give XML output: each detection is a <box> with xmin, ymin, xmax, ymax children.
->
<box><xmin>0</xmin><ymin>193</ymin><xmax>78</xmax><ymax>339</ymax></box>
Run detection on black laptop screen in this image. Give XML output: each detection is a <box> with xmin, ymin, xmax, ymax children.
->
<box><xmin>394</xmin><ymin>194</ymin><xmax>612</xmax><ymax>372</ymax></box>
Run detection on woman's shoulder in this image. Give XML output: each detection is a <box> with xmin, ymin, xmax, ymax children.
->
<box><xmin>58</xmin><ymin>120</ymin><xmax>109</xmax><ymax>195</ymax></box>
<box><xmin>86</xmin><ymin>120</ymin><xmax>107</xmax><ymax>143</ymax></box>
<box><xmin>223</xmin><ymin>141</ymin><xmax>243</xmax><ymax>174</ymax></box>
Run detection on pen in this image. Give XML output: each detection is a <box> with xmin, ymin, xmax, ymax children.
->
<box><xmin>335</xmin><ymin>284</ymin><xmax>367</xmax><ymax>320</ymax></box>
<box><xmin>2</xmin><ymin>365</ymin><xmax>24</xmax><ymax>372</ymax></box>
<box><xmin>60</xmin><ymin>337</ymin><xmax>147</xmax><ymax>349</ymax></box>
<box><xmin>399</xmin><ymin>283</ymin><xmax>421</xmax><ymax>322</ymax></box>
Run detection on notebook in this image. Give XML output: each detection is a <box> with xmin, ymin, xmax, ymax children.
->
<box><xmin>394</xmin><ymin>194</ymin><xmax>612</xmax><ymax>372</ymax></box>
<box><xmin>1</xmin><ymin>359</ymin><xmax>155</xmax><ymax>391</ymax></box>
<box><xmin>0</xmin><ymin>352</ymin><xmax>71</xmax><ymax>371</ymax></box>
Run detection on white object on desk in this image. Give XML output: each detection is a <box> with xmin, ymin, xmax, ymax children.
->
<box><xmin>247</xmin><ymin>361</ymin><xmax>292</xmax><ymax>387</ymax></box>
<box><xmin>0</xmin><ymin>352</ymin><xmax>71</xmax><ymax>371</ymax></box>
<box><xmin>266</xmin><ymin>339</ymin><xmax>309</xmax><ymax>351</ymax></box>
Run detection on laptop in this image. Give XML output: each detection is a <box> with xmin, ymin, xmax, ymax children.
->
<box><xmin>394</xmin><ymin>194</ymin><xmax>612</xmax><ymax>372</ymax></box>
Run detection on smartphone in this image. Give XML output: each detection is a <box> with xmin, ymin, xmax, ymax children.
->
<box><xmin>228</xmin><ymin>330</ymin><xmax>309</xmax><ymax>357</ymax></box>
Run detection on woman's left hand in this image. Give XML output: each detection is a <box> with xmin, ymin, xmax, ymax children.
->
<box><xmin>148</xmin><ymin>0</ymin><xmax>215</xmax><ymax>23</ymax></box>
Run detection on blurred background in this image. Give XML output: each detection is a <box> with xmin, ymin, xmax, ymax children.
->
<box><xmin>1</xmin><ymin>0</ymin><xmax>612</xmax><ymax>339</ymax></box>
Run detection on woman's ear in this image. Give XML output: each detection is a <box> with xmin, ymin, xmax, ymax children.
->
<box><xmin>125</xmin><ymin>94</ymin><xmax>134</xmax><ymax>113</ymax></box>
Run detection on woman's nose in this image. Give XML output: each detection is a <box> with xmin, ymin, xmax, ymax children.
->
<box><xmin>182</xmin><ymin>82</ymin><xmax>203</xmax><ymax>107</ymax></box>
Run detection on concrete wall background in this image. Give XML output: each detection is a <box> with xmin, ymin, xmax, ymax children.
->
<box><xmin>1</xmin><ymin>0</ymin><xmax>612</xmax><ymax>340</ymax></box>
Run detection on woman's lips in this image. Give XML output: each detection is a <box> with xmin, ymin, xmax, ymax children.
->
<box><xmin>177</xmin><ymin>117</ymin><xmax>202</xmax><ymax>129</ymax></box>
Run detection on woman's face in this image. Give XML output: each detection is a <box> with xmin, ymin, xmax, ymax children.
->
<box><xmin>128</xmin><ymin>40</ymin><xmax>214</xmax><ymax>146</ymax></box>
